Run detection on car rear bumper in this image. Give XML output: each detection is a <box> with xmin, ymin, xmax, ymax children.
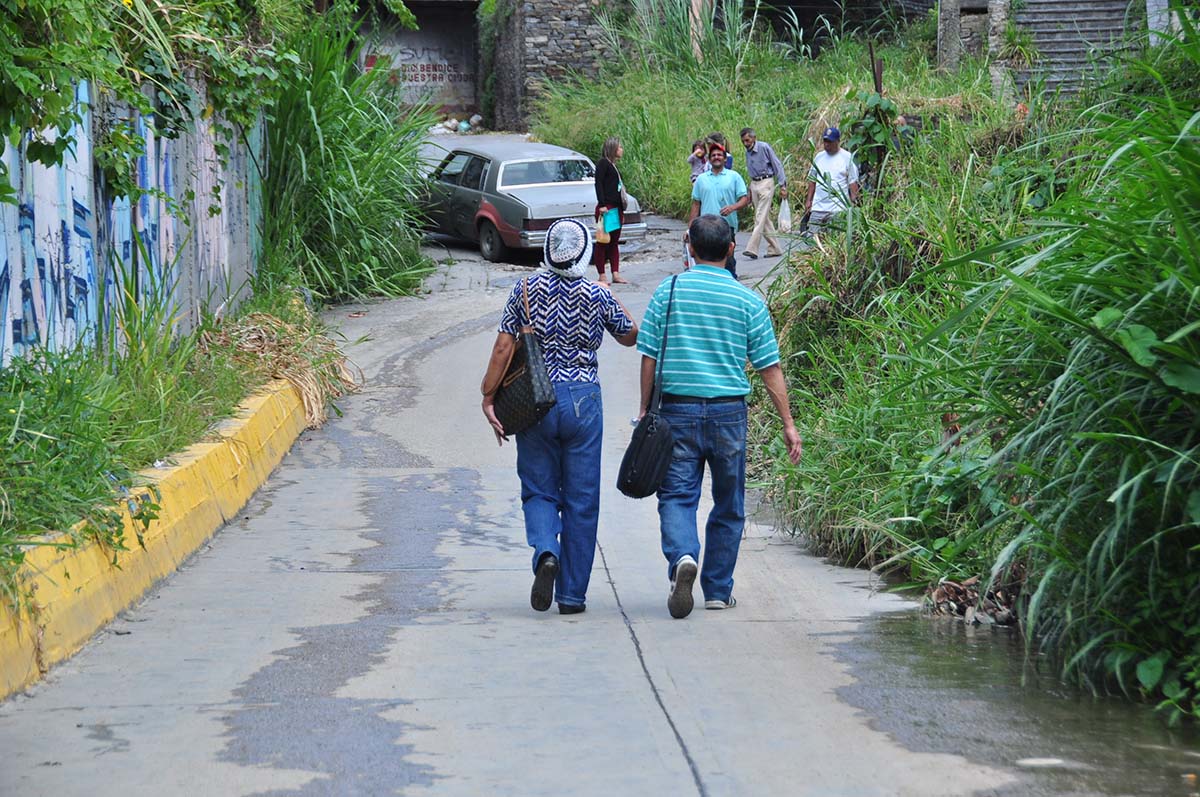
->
<box><xmin>519</xmin><ymin>220</ymin><xmax>648</xmax><ymax>250</ymax></box>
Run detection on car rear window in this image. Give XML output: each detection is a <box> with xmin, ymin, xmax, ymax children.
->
<box><xmin>500</xmin><ymin>159</ymin><xmax>595</xmax><ymax>188</ymax></box>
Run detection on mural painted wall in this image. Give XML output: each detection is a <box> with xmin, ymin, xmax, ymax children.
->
<box><xmin>0</xmin><ymin>82</ymin><xmax>262</xmax><ymax>366</ymax></box>
<box><xmin>366</xmin><ymin>4</ymin><xmax>479</xmax><ymax>111</ymax></box>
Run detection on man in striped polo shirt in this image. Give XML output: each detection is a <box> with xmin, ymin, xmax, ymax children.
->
<box><xmin>637</xmin><ymin>215</ymin><xmax>804</xmax><ymax>619</ymax></box>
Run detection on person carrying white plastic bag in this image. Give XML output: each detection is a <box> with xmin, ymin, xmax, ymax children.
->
<box><xmin>739</xmin><ymin>127</ymin><xmax>787</xmax><ymax>260</ymax></box>
<box><xmin>777</xmin><ymin>198</ymin><xmax>793</xmax><ymax>234</ymax></box>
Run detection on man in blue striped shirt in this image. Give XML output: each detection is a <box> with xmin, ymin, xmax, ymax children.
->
<box><xmin>637</xmin><ymin>215</ymin><xmax>804</xmax><ymax>619</ymax></box>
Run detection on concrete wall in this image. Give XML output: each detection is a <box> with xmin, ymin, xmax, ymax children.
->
<box><xmin>1147</xmin><ymin>0</ymin><xmax>1186</xmax><ymax>46</ymax></box>
<box><xmin>0</xmin><ymin>82</ymin><xmax>262</xmax><ymax>366</ymax></box>
<box><xmin>492</xmin><ymin>0</ymin><xmax>527</xmax><ymax>130</ymax></box>
<box><xmin>937</xmin><ymin>0</ymin><xmax>992</xmax><ymax>68</ymax></box>
<box><xmin>366</xmin><ymin>3</ymin><xmax>479</xmax><ymax>112</ymax></box>
<box><xmin>493</xmin><ymin>0</ymin><xmax>608</xmax><ymax>130</ymax></box>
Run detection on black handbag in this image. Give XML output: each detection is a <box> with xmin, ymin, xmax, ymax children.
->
<box><xmin>493</xmin><ymin>278</ymin><xmax>557</xmax><ymax>435</ymax></box>
<box><xmin>617</xmin><ymin>276</ymin><xmax>679</xmax><ymax>499</ymax></box>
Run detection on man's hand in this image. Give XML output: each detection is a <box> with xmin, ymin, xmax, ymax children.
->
<box><xmin>783</xmin><ymin>424</ymin><xmax>802</xmax><ymax>464</ymax></box>
<box><xmin>720</xmin><ymin>205</ymin><xmax>735</xmax><ymax>216</ymax></box>
<box><xmin>779</xmin><ymin>186</ymin><xmax>788</xmax><ymax>199</ymax></box>
<box><xmin>481</xmin><ymin>395</ymin><xmax>506</xmax><ymax>446</ymax></box>
<box><xmin>759</xmin><ymin>364</ymin><xmax>802</xmax><ymax>464</ymax></box>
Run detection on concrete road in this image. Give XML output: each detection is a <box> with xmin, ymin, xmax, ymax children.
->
<box><xmin>0</xmin><ymin>221</ymin><xmax>1015</xmax><ymax>796</ymax></box>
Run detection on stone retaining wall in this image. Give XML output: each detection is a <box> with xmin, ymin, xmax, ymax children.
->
<box><xmin>494</xmin><ymin>0</ymin><xmax>609</xmax><ymax>130</ymax></box>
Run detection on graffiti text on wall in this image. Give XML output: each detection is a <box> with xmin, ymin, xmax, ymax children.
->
<box><xmin>1</xmin><ymin>82</ymin><xmax>262</xmax><ymax>366</ymax></box>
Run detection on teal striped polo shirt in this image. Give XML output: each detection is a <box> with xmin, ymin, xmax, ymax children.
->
<box><xmin>637</xmin><ymin>265</ymin><xmax>781</xmax><ymax>397</ymax></box>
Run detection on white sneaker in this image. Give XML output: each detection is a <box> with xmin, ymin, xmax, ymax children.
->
<box><xmin>668</xmin><ymin>555</ymin><xmax>698</xmax><ymax>619</ymax></box>
<box><xmin>704</xmin><ymin>597</ymin><xmax>737</xmax><ymax>610</ymax></box>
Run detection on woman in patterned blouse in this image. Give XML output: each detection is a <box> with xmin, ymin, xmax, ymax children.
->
<box><xmin>480</xmin><ymin>219</ymin><xmax>639</xmax><ymax>615</ymax></box>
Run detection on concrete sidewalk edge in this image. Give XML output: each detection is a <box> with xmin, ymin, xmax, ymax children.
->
<box><xmin>0</xmin><ymin>380</ymin><xmax>307</xmax><ymax>699</ymax></box>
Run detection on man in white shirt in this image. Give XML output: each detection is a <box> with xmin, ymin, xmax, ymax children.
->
<box><xmin>804</xmin><ymin>127</ymin><xmax>860</xmax><ymax>234</ymax></box>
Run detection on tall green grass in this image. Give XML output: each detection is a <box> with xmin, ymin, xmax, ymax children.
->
<box><xmin>762</xmin><ymin>19</ymin><xmax>1200</xmax><ymax>722</ymax></box>
<box><xmin>259</xmin><ymin>10</ymin><xmax>435</xmax><ymax>300</ymax></box>
<box><xmin>533</xmin><ymin>14</ymin><xmax>978</xmax><ymax>219</ymax></box>
<box><xmin>0</xmin><ymin>246</ymin><xmax>253</xmax><ymax>604</ymax></box>
<box><xmin>0</xmin><ymin>217</ymin><xmax>367</xmax><ymax>605</ymax></box>
<box><xmin>923</xmin><ymin>30</ymin><xmax>1200</xmax><ymax>718</ymax></box>
<box><xmin>535</xmin><ymin>0</ymin><xmax>1200</xmax><ymax>722</ymax></box>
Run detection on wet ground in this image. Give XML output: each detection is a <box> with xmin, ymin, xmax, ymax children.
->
<box><xmin>838</xmin><ymin>611</ymin><xmax>1200</xmax><ymax>796</ymax></box>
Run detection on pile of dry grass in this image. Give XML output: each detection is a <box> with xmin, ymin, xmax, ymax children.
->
<box><xmin>200</xmin><ymin>311</ymin><xmax>361</xmax><ymax>428</ymax></box>
<box><xmin>803</xmin><ymin>84</ymin><xmax>855</xmax><ymax>146</ymax></box>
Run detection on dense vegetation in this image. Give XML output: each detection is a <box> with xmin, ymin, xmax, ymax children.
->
<box><xmin>259</xmin><ymin>9</ymin><xmax>435</xmax><ymax>300</ymax></box>
<box><xmin>0</xmin><ymin>2</ymin><xmax>430</xmax><ymax>601</ymax></box>
<box><xmin>534</xmin><ymin>4</ymin><xmax>1200</xmax><ymax>722</ymax></box>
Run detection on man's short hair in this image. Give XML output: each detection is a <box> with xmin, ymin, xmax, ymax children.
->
<box><xmin>689</xmin><ymin>215</ymin><xmax>733</xmax><ymax>262</ymax></box>
<box><xmin>739</xmin><ymin>127</ymin><xmax>755</xmax><ymax>138</ymax></box>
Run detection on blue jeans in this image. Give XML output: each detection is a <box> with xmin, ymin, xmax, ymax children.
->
<box><xmin>657</xmin><ymin>399</ymin><xmax>747</xmax><ymax>602</ymax></box>
<box><xmin>516</xmin><ymin>382</ymin><xmax>603</xmax><ymax>607</ymax></box>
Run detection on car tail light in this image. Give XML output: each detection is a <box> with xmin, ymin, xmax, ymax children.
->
<box><xmin>523</xmin><ymin>218</ymin><xmax>554</xmax><ymax>231</ymax></box>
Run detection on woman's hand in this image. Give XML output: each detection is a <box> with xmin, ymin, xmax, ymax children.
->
<box><xmin>481</xmin><ymin>395</ymin><xmax>507</xmax><ymax>446</ymax></box>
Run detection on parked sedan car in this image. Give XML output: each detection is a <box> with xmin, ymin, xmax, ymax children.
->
<box><xmin>424</xmin><ymin>140</ymin><xmax>647</xmax><ymax>262</ymax></box>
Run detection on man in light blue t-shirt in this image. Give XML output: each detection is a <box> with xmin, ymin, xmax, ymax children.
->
<box><xmin>637</xmin><ymin>214</ymin><xmax>803</xmax><ymax>619</ymax></box>
<box><xmin>689</xmin><ymin>143</ymin><xmax>749</xmax><ymax>278</ymax></box>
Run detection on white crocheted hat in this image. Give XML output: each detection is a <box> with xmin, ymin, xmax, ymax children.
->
<box><xmin>543</xmin><ymin>218</ymin><xmax>594</xmax><ymax>280</ymax></box>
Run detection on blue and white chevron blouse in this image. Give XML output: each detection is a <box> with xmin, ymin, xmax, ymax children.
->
<box><xmin>498</xmin><ymin>271</ymin><xmax>633</xmax><ymax>384</ymax></box>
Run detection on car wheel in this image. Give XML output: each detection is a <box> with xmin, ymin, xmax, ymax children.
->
<box><xmin>478</xmin><ymin>220</ymin><xmax>508</xmax><ymax>263</ymax></box>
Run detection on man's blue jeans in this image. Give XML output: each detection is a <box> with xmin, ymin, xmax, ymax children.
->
<box><xmin>656</xmin><ymin>398</ymin><xmax>747</xmax><ymax>602</ymax></box>
<box><xmin>516</xmin><ymin>381</ymin><xmax>603</xmax><ymax>607</ymax></box>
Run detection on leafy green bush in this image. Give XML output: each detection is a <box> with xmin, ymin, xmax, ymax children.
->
<box><xmin>259</xmin><ymin>10</ymin><xmax>435</xmax><ymax>300</ymax></box>
<box><xmin>759</xmin><ymin>19</ymin><xmax>1200</xmax><ymax>722</ymax></box>
<box><xmin>927</xmin><ymin>35</ymin><xmax>1200</xmax><ymax>720</ymax></box>
<box><xmin>0</xmin><ymin>259</ymin><xmax>253</xmax><ymax>604</ymax></box>
<box><xmin>0</xmin><ymin>0</ymin><xmax>300</xmax><ymax>202</ymax></box>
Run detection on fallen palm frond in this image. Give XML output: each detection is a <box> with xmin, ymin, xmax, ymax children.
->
<box><xmin>805</xmin><ymin>84</ymin><xmax>854</xmax><ymax>145</ymax></box>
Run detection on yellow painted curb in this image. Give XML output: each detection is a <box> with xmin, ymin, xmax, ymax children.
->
<box><xmin>0</xmin><ymin>380</ymin><xmax>307</xmax><ymax>699</ymax></box>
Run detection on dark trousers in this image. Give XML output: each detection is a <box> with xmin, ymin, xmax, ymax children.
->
<box><xmin>595</xmin><ymin>226</ymin><xmax>622</xmax><ymax>275</ymax></box>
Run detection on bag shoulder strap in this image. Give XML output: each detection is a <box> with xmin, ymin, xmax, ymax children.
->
<box><xmin>652</xmin><ymin>276</ymin><xmax>679</xmax><ymax>413</ymax></box>
<box><xmin>521</xmin><ymin>276</ymin><xmax>535</xmax><ymax>333</ymax></box>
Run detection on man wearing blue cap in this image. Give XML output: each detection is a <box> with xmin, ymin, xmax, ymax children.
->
<box><xmin>804</xmin><ymin>127</ymin><xmax>860</xmax><ymax>234</ymax></box>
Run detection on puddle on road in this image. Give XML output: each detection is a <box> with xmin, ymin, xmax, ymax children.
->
<box><xmin>837</xmin><ymin>611</ymin><xmax>1200</xmax><ymax>796</ymax></box>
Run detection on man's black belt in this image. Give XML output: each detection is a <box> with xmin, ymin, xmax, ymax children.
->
<box><xmin>661</xmin><ymin>393</ymin><xmax>745</xmax><ymax>404</ymax></box>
